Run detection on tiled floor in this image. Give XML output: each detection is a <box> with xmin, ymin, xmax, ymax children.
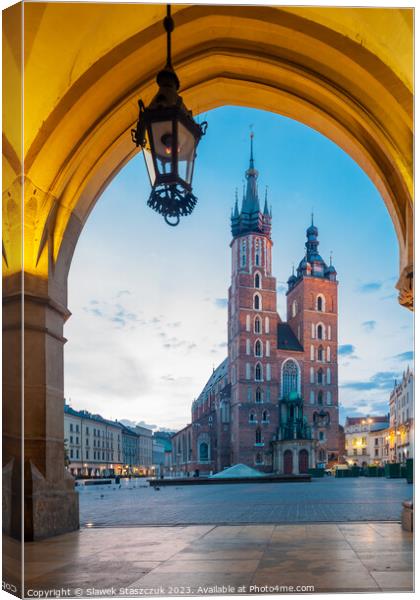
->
<box><xmin>3</xmin><ymin>523</ymin><xmax>413</xmax><ymax>596</ymax></box>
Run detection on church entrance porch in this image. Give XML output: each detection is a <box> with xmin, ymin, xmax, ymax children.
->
<box><xmin>273</xmin><ymin>439</ymin><xmax>317</xmax><ymax>476</ymax></box>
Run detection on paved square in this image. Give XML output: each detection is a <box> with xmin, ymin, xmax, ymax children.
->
<box><xmin>9</xmin><ymin>522</ymin><xmax>411</xmax><ymax>596</ymax></box>
<box><xmin>78</xmin><ymin>477</ymin><xmax>412</xmax><ymax>526</ymax></box>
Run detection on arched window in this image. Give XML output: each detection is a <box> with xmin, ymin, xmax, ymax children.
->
<box><xmin>262</xmin><ymin>410</ymin><xmax>268</xmax><ymax>422</ymax></box>
<box><xmin>254</xmin><ymin>316</ymin><xmax>261</xmax><ymax>334</ymax></box>
<box><xmin>255</xmin><ymin>387</ymin><xmax>263</xmax><ymax>403</ymax></box>
<box><xmin>327</xmin><ymin>368</ymin><xmax>331</xmax><ymax>384</ymax></box>
<box><xmin>310</xmin><ymin>367</ymin><xmax>315</xmax><ymax>383</ymax></box>
<box><xmin>255</xmin><ymin>239</ymin><xmax>261</xmax><ymax>266</ymax></box>
<box><xmin>318</xmin><ymin>346</ymin><xmax>324</xmax><ymax>361</ymax></box>
<box><xmin>255</xmin><ymin>363</ymin><xmax>262</xmax><ymax>381</ymax></box>
<box><xmin>254</xmin><ymin>294</ymin><xmax>261</xmax><ymax>310</ymax></box>
<box><xmin>317</xmin><ymin>324</ymin><xmax>324</xmax><ymax>340</ymax></box>
<box><xmin>256</xmin><ymin>428</ymin><xmax>262</xmax><ymax>444</ymax></box>
<box><xmin>317</xmin><ymin>391</ymin><xmax>323</xmax><ymax>405</ymax></box>
<box><xmin>199</xmin><ymin>442</ymin><xmax>209</xmax><ymax>462</ymax></box>
<box><xmin>255</xmin><ymin>340</ymin><xmax>262</xmax><ymax>357</ymax></box>
<box><xmin>249</xmin><ymin>412</ymin><xmax>256</xmax><ymax>423</ymax></box>
<box><xmin>241</xmin><ymin>239</ymin><xmax>247</xmax><ymax>267</ymax></box>
<box><xmin>254</xmin><ymin>272</ymin><xmax>261</xmax><ymax>288</ymax></box>
<box><xmin>317</xmin><ymin>368</ymin><xmax>324</xmax><ymax>384</ymax></box>
<box><xmin>292</xmin><ymin>300</ymin><xmax>298</xmax><ymax>317</ymax></box>
<box><xmin>282</xmin><ymin>359</ymin><xmax>299</xmax><ymax>398</ymax></box>
<box><xmin>246</xmin><ymin>315</ymin><xmax>251</xmax><ymax>332</ymax></box>
<box><xmin>316</xmin><ymin>295</ymin><xmax>325</xmax><ymax>312</ymax></box>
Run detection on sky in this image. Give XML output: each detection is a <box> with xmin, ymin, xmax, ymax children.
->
<box><xmin>64</xmin><ymin>106</ymin><xmax>413</xmax><ymax>431</ymax></box>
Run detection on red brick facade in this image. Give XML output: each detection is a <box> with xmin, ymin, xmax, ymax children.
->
<box><xmin>172</xmin><ymin>144</ymin><xmax>339</xmax><ymax>476</ymax></box>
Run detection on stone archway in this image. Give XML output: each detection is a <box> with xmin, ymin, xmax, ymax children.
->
<box><xmin>2</xmin><ymin>3</ymin><xmax>413</xmax><ymax>540</ymax></box>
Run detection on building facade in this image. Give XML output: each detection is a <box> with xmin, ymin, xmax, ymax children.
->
<box><xmin>389</xmin><ymin>367</ymin><xmax>414</xmax><ymax>463</ymax></box>
<box><xmin>64</xmin><ymin>405</ymin><xmax>123</xmax><ymax>476</ymax></box>
<box><xmin>344</xmin><ymin>416</ymin><xmax>389</xmax><ymax>466</ymax></box>
<box><xmin>173</xmin><ymin>138</ymin><xmax>340</xmax><ymax>475</ymax></box>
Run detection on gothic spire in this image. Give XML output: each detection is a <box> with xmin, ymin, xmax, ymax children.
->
<box><xmin>241</xmin><ymin>132</ymin><xmax>260</xmax><ymax>215</ymax></box>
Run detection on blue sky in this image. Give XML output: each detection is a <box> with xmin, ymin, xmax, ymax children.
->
<box><xmin>65</xmin><ymin>106</ymin><xmax>413</xmax><ymax>430</ymax></box>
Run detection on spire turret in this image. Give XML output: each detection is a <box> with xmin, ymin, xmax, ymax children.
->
<box><xmin>288</xmin><ymin>217</ymin><xmax>337</xmax><ymax>291</ymax></box>
<box><xmin>231</xmin><ymin>133</ymin><xmax>272</xmax><ymax>238</ymax></box>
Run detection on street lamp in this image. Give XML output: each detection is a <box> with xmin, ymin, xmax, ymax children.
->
<box><xmin>132</xmin><ymin>5</ymin><xmax>207</xmax><ymax>226</ymax></box>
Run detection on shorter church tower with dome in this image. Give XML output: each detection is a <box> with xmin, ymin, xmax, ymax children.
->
<box><xmin>172</xmin><ymin>137</ymin><xmax>340</xmax><ymax>476</ymax></box>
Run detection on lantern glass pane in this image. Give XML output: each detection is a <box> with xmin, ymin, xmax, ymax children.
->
<box><xmin>150</xmin><ymin>120</ymin><xmax>175</xmax><ymax>176</ymax></box>
<box><xmin>142</xmin><ymin>130</ymin><xmax>157</xmax><ymax>186</ymax></box>
<box><xmin>177</xmin><ymin>121</ymin><xmax>196</xmax><ymax>184</ymax></box>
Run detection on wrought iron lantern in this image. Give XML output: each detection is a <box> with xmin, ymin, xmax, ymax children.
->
<box><xmin>132</xmin><ymin>5</ymin><xmax>207</xmax><ymax>226</ymax></box>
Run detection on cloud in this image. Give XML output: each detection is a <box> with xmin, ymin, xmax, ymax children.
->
<box><xmin>393</xmin><ymin>350</ymin><xmax>413</xmax><ymax>362</ymax></box>
<box><xmin>358</xmin><ymin>281</ymin><xmax>382</xmax><ymax>293</ymax></box>
<box><xmin>214</xmin><ymin>298</ymin><xmax>228</xmax><ymax>309</ymax></box>
<box><xmin>362</xmin><ymin>320</ymin><xmax>376</xmax><ymax>332</ymax></box>
<box><xmin>338</xmin><ymin>344</ymin><xmax>356</xmax><ymax>357</ymax></box>
<box><xmin>116</xmin><ymin>290</ymin><xmax>131</xmax><ymax>298</ymax></box>
<box><xmin>342</xmin><ymin>371</ymin><xmax>400</xmax><ymax>392</ymax></box>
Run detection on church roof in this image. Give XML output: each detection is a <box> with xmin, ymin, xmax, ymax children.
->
<box><xmin>277</xmin><ymin>323</ymin><xmax>304</xmax><ymax>352</ymax></box>
<box><xmin>193</xmin><ymin>358</ymin><xmax>228</xmax><ymax>407</ymax></box>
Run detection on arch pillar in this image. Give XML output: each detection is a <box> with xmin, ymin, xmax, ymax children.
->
<box><xmin>3</xmin><ymin>274</ymin><xmax>79</xmax><ymax>540</ymax></box>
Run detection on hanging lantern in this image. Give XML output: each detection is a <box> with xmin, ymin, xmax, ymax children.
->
<box><xmin>132</xmin><ymin>5</ymin><xmax>207</xmax><ymax>226</ymax></box>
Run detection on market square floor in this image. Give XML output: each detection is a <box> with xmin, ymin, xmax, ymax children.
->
<box><xmin>5</xmin><ymin>522</ymin><xmax>413</xmax><ymax>595</ymax></box>
<box><xmin>3</xmin><ymin>479</ymin><xmax>414</xmax><ymax>596</ymax></box>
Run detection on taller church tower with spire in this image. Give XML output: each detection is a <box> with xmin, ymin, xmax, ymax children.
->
<box><xmin>228</xmin><ymin>134</ymin><xmax>279</xmax><ymax>468</ymax></box>
<box><xmin>172</xmin><ymin>135</ymin><xmax>340</xmax><ymax>476</ymax></box>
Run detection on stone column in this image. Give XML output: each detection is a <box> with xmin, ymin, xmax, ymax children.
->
<box><xmin>3</xmin><ymin>283</ymin><xmax>79</xmax><ymax>540</ymax></box>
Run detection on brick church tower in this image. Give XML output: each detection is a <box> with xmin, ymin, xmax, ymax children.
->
<box><xmin>286</xmin><ymin>218</ymin><xmax>339</xmax><ymax>464</ymax></box>
<box><xmin>228</xmin><ymin>135</ymin><xmax>279</xmax><ymax>470</ymax></box>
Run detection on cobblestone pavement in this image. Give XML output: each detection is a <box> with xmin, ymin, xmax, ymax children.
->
<box><xmin>78</xmin><ymin>477</ymin><xmax>412</xmax><ymax>526</ymax></box>
<box><xmin>15</xmin><ymin>523</ymin><xmax>412</xmax><ymax>595</ymax></box>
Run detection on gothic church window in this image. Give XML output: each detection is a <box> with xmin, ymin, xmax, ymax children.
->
<box><xmin>255</xmin><ymin>272</ymin><xmax>261</xmax><ymax>288</ymax></box>
<box><xmin>327</xmin><ymin>368</ymin><xmax>331</xmax><ymax>384</ymax></box>
<box><xmin>316</xmin><ymin>295</ymin><xmax>325</xmax><ymax>312</ymax></box>
<box><xmin>255</xmin><ymin>239</ymin><xmax>261</xmax><ymax>266</ymax></box>
<box><xmin>262</xmin><ymin>410</ymin><xmax>268</xmax><ymax>422</ymax></box>
<box><xmin>254</xmin><ymin>293</ymin><xmax>261</xmax><ymax>310</ymax></box>
<box><xmin>254</xmin><ymin>316</ymin><xmax>261</xmax><ymax>333</ymax></box>
<box><xmin>255</xmin><ymin>363</ymin><xmax>263</xmax><ymax>381</ymax></box>
<box><xmin>282</xmin><ymin>360</ymin><xmax>299</xmax><ymax>398</ymax></box>
<box><xmin>249</xmin><ymin>412</ymin><xmax>256</xmax><ymax>423</ymax></box>
<box><xmin>255</xmin><ymin>387</ymin><xmax>263</xmax><ymax>403</ymax></box>
<box><xmin>317</xmin><ymin>324</ymin><xmax>324</xmax><ymax>340</ymax></box>
<box><xmin>199</xmin><ymin>442</ymin><xmax>209</xmax><ymax>462</ymax></box>
<box><xmin>241</xmin><ymin>239</ymin><xmax>247</xmax><ymax>267</ymax></box>
<box><xmin>317</xmin><ymin>368</ymin><xmax>324</xmax><ymax>384</ymax></box>
<box><xmin>255</xmin><ymin>340</ymin><xmax>262</xmax><ymax>357</ymax></box>
<box><xmin>318</xmin><ymin>391</ymin><xmax>323</xmax><ymax>405</ymax></box>
<box><xmin>318</xmin><ymin>346</ymin><xmax>324</xmax><ymax>361</ymax></box>
<box><xmin>256</xmin><ymin>428</ymin><xmax>262</xmax><ymax>444</ymax></box>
